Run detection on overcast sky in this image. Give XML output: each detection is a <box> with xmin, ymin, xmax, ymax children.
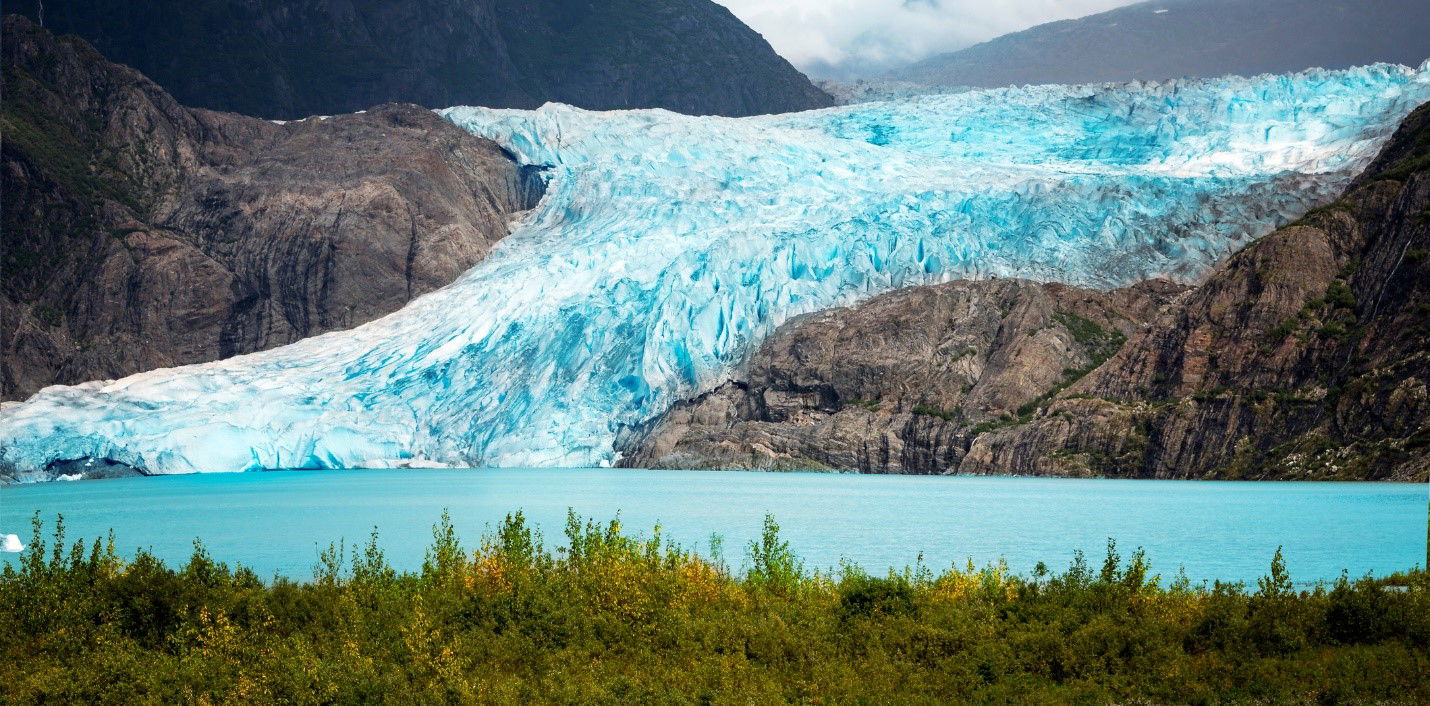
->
<box><xmin>715</xmin><ymin>0</ymin><xmax>1140</xmax><ymax>77</ymax></box>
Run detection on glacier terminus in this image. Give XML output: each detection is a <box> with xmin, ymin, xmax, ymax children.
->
<box><xmin>2</xmin><ymin>63</ymin><xmax>1429</xmax><ymax>477</ymax></box>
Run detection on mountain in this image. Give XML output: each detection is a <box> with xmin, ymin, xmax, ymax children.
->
<box><xmin>615</xmin><ymin>279</ymin><xmax>1188</xmax><ymax>472</ymax></box>
<box><xmin>896</xmin><ymin>0</ymin><xmax>1430</xmax><ymax>88</ymax></box>
<box><xmin>620</xmin><ymin>101</ymin><xmax>1430</xmax><ymax>482</ymax></box>
<box><xmin>5</xmin><ymin>0</ymin><xmax>832</xmax><ymax>119</ymax></box>
<box><xmin>1</xmin><ymin>15</ymin><xmax>545</xmax><ymax>401</ymax></box>
<box><xmin>4</xmin><ymin>61</ymin><xmax>1427</xmax><ymax>480</ymax></box>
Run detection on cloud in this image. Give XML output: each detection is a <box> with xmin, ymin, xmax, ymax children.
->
<box><xmin>716</xmin><ymin>0</ymin><xmax>1138</xmax><ymax>76</ymax></box>
<box><xmin>2</xmin><ymin>534</ymin><xmax>23</xmax><ymax>553</ymax></box>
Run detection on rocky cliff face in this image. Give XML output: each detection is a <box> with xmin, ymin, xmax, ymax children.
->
<box><xmin>620</xmin><ymin>103</ymin><xmax>1430</xmax><ymax>481</ymax></box>
<box><xmin>616</xmin><ymin>279</ymin><xmax>1188</xmax><ymax>472</ymax></box>
<box><xmin>5</xmin><ymin>1</ymin><xmax>832</xmax><ymax>119</ymax></box>
<box><xmin>966</xmin><ymin>103</ymin><xmax>1430</xmax><ymax>482</ymax></box>
<box><xmin>2</xmin><ymin>16</ymin><xmax>545</xmax><ymax>400</ymax></box>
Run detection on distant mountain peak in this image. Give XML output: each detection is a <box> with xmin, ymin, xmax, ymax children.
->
<box><xmin>895</xmin><ymin>0</ymin><xmax>1430</xmax><ymax>88</ymax></box>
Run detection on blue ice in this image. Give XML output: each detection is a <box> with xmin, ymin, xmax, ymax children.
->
<box><xmin>2</xmin><ymin>63</ymin><xmax>1428</xmax><ymax>476</ymax></box>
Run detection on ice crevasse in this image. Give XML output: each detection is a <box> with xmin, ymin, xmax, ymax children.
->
<box><xmin>3</xmin><ymin>63</ymin><xmax>1429</xmax><ymax>476</ymax></box>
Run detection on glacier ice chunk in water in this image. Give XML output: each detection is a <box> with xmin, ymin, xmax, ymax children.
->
<box><xmin>2</xmin><ymin>63</ymin><xmax>1429</xmax><ymax>476</ymax></box>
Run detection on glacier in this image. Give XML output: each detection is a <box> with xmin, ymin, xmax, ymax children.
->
<box><xmin>2</xmin><ymin>63</ymin><xmax>1429</xmax><ymax>477</ymax></box>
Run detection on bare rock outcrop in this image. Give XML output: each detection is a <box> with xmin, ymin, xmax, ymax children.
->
<box><xmin>968</xmin><ymin>104</ymin><xmax>1430</xmax><ymax>481</ymax></box>
<box><xmin>2</xmin><ymin>16</ymin><xmax>545</xmax><ymax>400</ymax></box>
<box><xmin>616</xmin><ymin>279</ymin><xmax>1187</xmax><ymax>473</ymax></box>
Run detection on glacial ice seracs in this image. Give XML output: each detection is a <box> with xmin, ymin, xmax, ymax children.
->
<box><xmin>3</xmin><ymin>63</ymin><xmax>1429</xmax><ymax>477</ymax></box>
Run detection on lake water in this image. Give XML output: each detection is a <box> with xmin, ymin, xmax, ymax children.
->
<box><xmin>2</xmin><ymin>469</ymin><xmax>1425</xmax><ymax>585</ymax></box>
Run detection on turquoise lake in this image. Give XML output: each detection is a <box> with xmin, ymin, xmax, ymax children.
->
<box><xmin>2</xmin><ymin>469</ymin><xmax>1425</xmax><ymax>585</ymax></box>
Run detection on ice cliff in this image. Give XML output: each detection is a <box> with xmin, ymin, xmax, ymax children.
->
<box><xmin>3</xmin><ymin>63</ymin><xmax>1429</xmax><ymax>476</ymax></box>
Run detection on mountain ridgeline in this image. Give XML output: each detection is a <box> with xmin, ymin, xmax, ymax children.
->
<box><xmin>5</xmin><ymin>0</ymin><xmax>831</xmax><ymax>119</ymax></box>
<box><xmin>1</xmin><ymin>15</ymin><xmax>545</xmax><ymax>401</ymax></box>
<box><xmin>619</xmin><ymin>102</ymin><xmax>1430</xmax><ymax>481</ymax></box>
<box><xmin>896</xmin><ymin>0</ymin><xmax>1430</xmax><ymax>88</ymax></box>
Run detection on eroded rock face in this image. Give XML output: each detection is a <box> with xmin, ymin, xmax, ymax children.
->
<box><xmin>615</xmin><ymin>278</ymin><xmax>1188</xmax><ymax>473</ymax></box>
<box><xmin>621</xmin><ymin>103</ymin><xmax>1430</xmax><ymax>481</ymax></box>
<box><xmin>968</xmin><ymin>107</ymin><xmax>1430</xmax><ymax>482</ymax></box>
<box><xmin>1</xmin><ymin>16</ymin><xmax>545</xmax><ymax>400</ymax></box>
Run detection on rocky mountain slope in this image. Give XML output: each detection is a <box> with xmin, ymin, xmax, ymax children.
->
<box><xmin>616</xmin><ymin>279</ymin><xmax>1188</xmax><ymax>472</ymax></box>
<box><xmin>896</xmin><ymin>0</ymin><xmax>1430</xmax><ymax>88</ymax></box>
<box><xmin>1</xmin><ymin>15</ymin><xmax>545</xmax><ymax>400</ymax></box>
<box><xmin>620</xmin><ymin>102</ymin><xmax>1430</xmax><ymax>481</ymax></box>
<box><xmin>5</xmin><ymin>1</ymin><xmax>831</xmax><ymax>119</ymax></box>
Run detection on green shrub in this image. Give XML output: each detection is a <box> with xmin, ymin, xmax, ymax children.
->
<box><xmin>911</xmin><ymin>404</ymin><xmax>956</xmax><ymax>421</ymax></box>
<box><xmin>1326</xmin><ymin>573</ymin><xmax>1393</xmax><ymax>645</ymax></box>
<box><xmin>747</xmin><ymin>514</ymin><xmax>803</xmax><ymax>593</ymax></box>
<box><xmin>31</xmin><ymin>303</ymin><xmax>63</xmax><ymax>328</ymax></box>
<box><xmin>2</xmin><ymin>512</ymin><xmax>1427</xmax><ymax>704</ymax></box>
<box><xmin>838</xmin><ymin>570</ymin><xmax>916</xmax><ymax>619</ymax></box>
<box><xmin>1265</xmin><ymin>317</ymin><xmax>1298</xmax><ymax>341</ymax></box>
<box><xmin>1325</xmin><ymin>279</ymin><xmax>1356</xmax><ymax>309</ymax></box>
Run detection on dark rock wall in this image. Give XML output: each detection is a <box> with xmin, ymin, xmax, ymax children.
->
<box><xmin>2</xmin><ymin>16</ymin><xmax>544</xmax><ymax>399</ymax></box>
<box><xmin>616</xmin><ymin>279</ymin><xmax>1187</xmax><ymax>473</ymax></box>
<box><xmin>4</xmin><ymin>0</ymin><xmax>832</xmax><ymax>119</ymax></box>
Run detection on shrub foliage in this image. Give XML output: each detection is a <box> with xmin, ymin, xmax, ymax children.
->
<box><xmin>2</xmin><ymin>511</ymin><xmax>1427</xmax><ymax>703</ymax></box>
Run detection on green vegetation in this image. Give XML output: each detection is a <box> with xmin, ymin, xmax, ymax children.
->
<box><xmin>1371</xmin><ymin>114</ymin><xmax>1430</xmax><ymax>183</ymax></box>
<box><xmin>1266</xmin><ymin>316</ymin><xmax>1299</xmax><ymax>342</ymax></box>
<box><xmin>1051</xmin><ymin>311</ymin><xmax>1106</xmax><ymax>347</ymax></box>
<box><xmin>1192</xmin><ymin>386</ymin><xmax>1232</xmax><ymax>402</ymax></box>
<box><xmin>969</xmin><ymin>416</ymin><xmax>1016</xmax><ymax>435</ymax></box>
<box><xmin>1015</xmin><ymin>315</ymin><xmax>1126</xmax><ymax>418</ymax></box>
<box><xmin>31</xmin><ymin>303</ymin><xmax>63</xmax><ymax>329</ymax></box>
<box><xmin>1324</xmin><ymin>280</ymin><xmax>1356</xmax><ymax>309</ymax></box>
<box><xmin>1</xmin><ymin>66</ymin><xmax>147</xmax><ymax>217</ymax></box>
<box><xmin>1</xmin><ymin>57</ymin><xmax>152</xmax><ymax>301</ymax></box>
<box><xmin>4</xmin><ymin>512</ymin><xmax>1428</xmax><ymax>704</ymax></box>
<box><xmin>10</xmin><ymin>0</ymin><xmax>822</xmax><ymax>120</ymax></box>
<box><xmin>1288</xmin><ymin>198</ymin><xmax>1353</xmax><ymax>227</ymax></box>
<box><xmin>911</xmin><ymin>403</ymin><xmax>956</xmax><ymax>421</ymax></box>
<box><xmin>1317</xmin><ymin>322</ymin><xmax>1348</xmax><ymax>339</ymax></box>
<box><xmin>969</xmin><ymin>313</ymin><xmax>1130</xmax><ymax>435</ymax></box>
<box><xmin>845</xmin><ymin>397</ymin><xmax>882</xmax><ymax>411</ymax></box>
<box><xmin>1052</xmin><ymin>311</ymin><xmax>1127</xmax><ymax>369</ymax></box>
<box><xmin>1266</xmin><ymin>279</ymin><xmax>1360</xmax><ymax>344</ymax></box>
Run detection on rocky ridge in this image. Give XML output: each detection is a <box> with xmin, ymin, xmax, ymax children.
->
<box><xmin>896</xmin><ymin>0</ymin><xmax>1430</xmax><ymax>89</ymax></box>
<box><xmin>2</xmin><ymin>16</ymin><xmax>545</xmax><ymax>400</ymax></box>
<box><xmin>619</xmin><ymin>103</ymin><xmax>1430</xmax><ymax>481</ymax></box>
<box><xmin>4</xmin><ymin>1</ymin><xmax>832</xmax><ymax>119</ymax></box>
<box><xmin>616</xmin><ymin>279</ymin><xmax>1188</xmax><ymax>473</ymax></box>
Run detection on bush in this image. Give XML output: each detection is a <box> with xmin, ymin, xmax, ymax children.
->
<box><xmin>1325</xmin><ymin>279</ymin><xmax>1356</xmax><ymax>309</ymax></box>
<box><xmin>839</xmin><ymin>571</ymin><xmax>915</xmax><ymax>619</ymax></box>
<box><xmin>1326</xmin><ymin>573</ymin><xmax>1392</xmax><ymax>644</ymax></box>
<box><xmin>911</xmin><ymin>403</ymin><xmax>956</xmax><ymax>421</ymax></box>
<box><xmin>1</xmin><ymin>512</ymin><xmax>1427</xmax><ymax>704</ymax></box>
